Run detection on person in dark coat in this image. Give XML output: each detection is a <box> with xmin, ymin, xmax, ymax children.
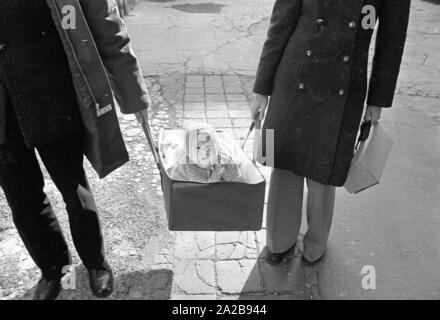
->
<box><xmin>0</xmin><ymin>0</ymin><xmax>149</xmax><ymax>299</ymax></box>
<box><xmin>251</xmin><ymin>0</ymin><xmax>411</xmax><ymax>265</ymax></box>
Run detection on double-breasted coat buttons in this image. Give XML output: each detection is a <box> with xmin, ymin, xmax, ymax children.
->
<box><xmin>316</xmin><ymin>19</ymin><xmax>325</xmax><ymax>26</ymax></box>
<box><xmin>343</xmin><ymin>55</ymin><xmax>351</xmax><ymax>63</ymax></box>
<box><xmin>306</xmin><ymin>50</ymin><xmax>313</xmax><ymax>57</ymax></box>
<box><xmin>338</xmin><ymin>89</ymin><xmax>346</xmax><ymax>96</ymax></box>
<box><xmin>348</xmin><ymin>21</ymin><xmax>356</xmax><ymax>29</ymax></box>
<box><xmin>298</xmin><ymin>83</ymin><xmax>306</xmax><ymax>90</ymax></box>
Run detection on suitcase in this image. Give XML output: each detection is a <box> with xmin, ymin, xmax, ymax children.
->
<box><xmin>141</xmin><ymin>121</ymin><xmax>266</xmax><ymax>231</ymax></box>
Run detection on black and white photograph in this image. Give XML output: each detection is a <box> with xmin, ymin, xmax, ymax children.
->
<box><xmin>0</xmin><ymin>0</ymin><xmax>439</xmax><ymax>304</ymax></box>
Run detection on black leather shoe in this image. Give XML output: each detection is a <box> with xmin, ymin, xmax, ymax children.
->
<box><xmin>265</xmin><ymin>245</ymin><xmax>295</xmax><ymax>266</ymax></box>
<box><xmin>88</xmin><ymin>262</ymin><xmax>114</xmax><ymax>298</ymax></box>
<box><xmin>33</xmin><ymin>278</ymin><xmax>61</xmax><ymax>300</ymax></box>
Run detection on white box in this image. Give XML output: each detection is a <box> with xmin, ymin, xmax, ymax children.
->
<box><xmin>344</xmin><ymin>123</ymin><xmax>394</xmax><ymax>194</ymax></box>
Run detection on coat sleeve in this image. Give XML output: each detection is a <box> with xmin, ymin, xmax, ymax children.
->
<box><xmin>366</xmin><ymin>0</ymin><xmax>411</xmax><ymax>108</ymax></box>
<box><xmin>253</xmin><ymin>0</ymin><xmax>302</xmax><ymax>96</ymax></box>
<box><xmin>79</xmin><ymin>0</ymin><xmax>150</xmax><ymax>114</ymax></box>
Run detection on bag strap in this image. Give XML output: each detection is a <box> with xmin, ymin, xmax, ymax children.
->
<box><xmin>139</xmin><ymin>119</ymin><xmax>161</xmax><ymax>171</ymax></box>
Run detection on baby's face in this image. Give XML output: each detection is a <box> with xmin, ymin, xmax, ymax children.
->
<box><xmin>187</xmin><ymin>131</ymin><xmax>217</xmax><ymax>168</ymax></box>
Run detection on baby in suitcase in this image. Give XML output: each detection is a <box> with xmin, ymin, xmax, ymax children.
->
<box><xmin>161</xmin><ymin>123</ymin><xmax>243</xmax><ymax>183</ymax></box>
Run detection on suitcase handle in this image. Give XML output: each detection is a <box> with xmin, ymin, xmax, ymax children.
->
<box><xmin>139</xmin><ymin>119</ymin><xmax>161</xmax><ymax>171</ymax></box>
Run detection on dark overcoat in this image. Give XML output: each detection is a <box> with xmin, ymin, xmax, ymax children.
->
<box><xmin>253</xmin><ymin>0</ymin><xmax>411</xmax><ymax>186</ymax></box>
<box><xmin>47</xmin><ymin>0</ymin><xmax>151</xmax><ymax>178</ymax></box>
<box><xmin>0</xmin><ymin>0</ymin><xmax>150</xmax><ymax>178</ymax></box>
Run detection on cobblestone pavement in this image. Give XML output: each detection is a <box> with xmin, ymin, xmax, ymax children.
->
<box><xmin>1</xmin><ymin>0</ymin><xmax>440</xmax><ymax>300</ymax></box>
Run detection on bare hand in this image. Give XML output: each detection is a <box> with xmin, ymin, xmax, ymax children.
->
<box><xmin>364</xmin><ymin>105</ymin><xmax>382</xmax><ymax>124</ymax></box>
<box><xmin>250</xmin><ymin>94</ymin><xmax>269</xmax><ymax>122</ymax></box>
<box><xmin>135</xmin><ymin>109</ymin><xmax>149</xmax><ymax>124</ymax></box>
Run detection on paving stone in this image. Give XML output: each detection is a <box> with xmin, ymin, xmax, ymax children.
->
<box><xmin>227</xmin><ymin>102</ymin><xmax>249</xmax><ymax>111</ymax></box>
<box><xmin>229</xmin><ymin>243</ymin><xmax>251</xmax><ymax>260</ymax></box>
<box><xmin>205</xmin><ymin>76</ymin><xmax>223</xmax><ymax>87</ymax></box>
<box><xmin>184</xmin><ymin>102</ymin><xmax>205</xmax><ymax>111</ymax></box>
<box><xmin>186</xmin><ymin>87</ymin><xmax>205</xmax><ymax>95</ymax></box>
<box><xmin>173</xmin><ymin>260</ymin><xmax>216</xmax><ymax>295</ymax></box>
<box><xmin>206</xmin><ymin>102</ymin><xmax>228</xmax><ymax>111</ymax></box>
<box><xmin>255</xmin><ymin>229</ymin><xmax>267</xmax><ymax>253</ymax></box>
<box><xmin>216</xmin><ymin>232</ymin><xmax>259</xmax><ymax>260</ymax></box>
<box><xmin>206</xmin><ymin>94</ymin><xmax>225</xmax><ymax>102</ymax></box>
<box><xmin>194</xmin><ymin>232</ymin><xmax>216</xmax><ymax>254</ymax></box>
<box><xmin>207</xmin><ymin>118</ymin><xmax>232</xmax><ymax>128</ymax></box>
<box><xmin>184</xmin><ymin>110</ymin><xmax>206</xmax><ymax>119</ymax></box>
<box><xmin>174</xmin><ymin>232</ymin><xmax>215</xmax><ymax>260</ymax></box>
<box><xmin>216</xmin><ymin>244</ymin><xmax>236</xmax><ymax>260</ymax></box>
<box><xmin>186</xmin><ymin>82</ymin><xmax>204</xmax><ymax>88</ymax></box>
<box><xmin>150</xmin><ymin>263</ymin><xmax>173</xmax><ymax>271</ymax></box>
<box><xmin>241</xmin><ymin>294</ymin><xmax>310</xmax><ymax>300</ymax></box>
<box><xmin>227</xmin><ymin>94</ymin><xmax>248</xmax><ymax>102</ymax></box>
<box><xmin>259</xmin><ymin>258</ymin><xmax>309</xmax><ymax>296</ymax></box>
<box><xmin>216</xmin><ymin>232</ymin><xmax>240</xmax><ymax>245</ymax></box>
<box><xmin>222</xmin><ymin>75</ymin><xmax>241</xmax><ymax>83</ymax></box>
<box><xmin>187</xmin><ymin>75</ymin><xmax>203</xmax><ymax>82</ymax></box>
<box><xmin>224</xmin><ymin>86</ymin><xmax>244</xmax><ymax>94</ymax></box>
<box><xmin>232</xmin><ymin>118</ymin><xmax>252</xmax><ymax>128</ymax></box>
<box><xmin>127</xmin><ymin>270</ymin><xmax>173</xmax><ymax>299</ymax></box>
<box><xmin>172</xmin><ymin>295</ymin><xmax>217</xmax><ymax>300</ymax></box>
<box><xmin>185</xmin><ymin>94</ymin><xmax>204</xmax><ymax>102</ymax></box>
<box><xmin>207</xmin><ymin>110</ymin><xmax>229</xmax><ymax>118</ymax></box>
<box><xmin>229</xmin><ymin>110</ymin><xmax>250</xmax><ymax>118</ymax></box>
<box><xmin>206</xmin><ymin>87</ymin><xmax>225</xmax><ymax>94</ymax></box>
<box><xmin>183</xmin><ymin>119</ymin><xmax>208</xmax><ymax>128</ymax></box>
<box><xmin>216</xmin><ymin>260</ymin><xmax>263</xmax><ymax>294</ymax></box>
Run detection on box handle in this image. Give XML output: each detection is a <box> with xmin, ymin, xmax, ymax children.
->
<box><xmin>241</xmin><ymin>121</ymin><xmax>256</xmax><ymax>149</ymax></box>
<box><xmin>139</xmin><ymin>119</ymin><xmax>161</xmax><ymax>171</ymax></box>
<box><xmin>355</xmin><ymin>120</ymin><xmax>372</xmax><ymax>150</ymax></box>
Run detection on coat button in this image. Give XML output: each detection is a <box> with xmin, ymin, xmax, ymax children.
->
<box><xmin>306</xmin><ymin>50</ymin><xmax>313</xmax><ymax>57</ymax></box>
<box><xmin>343</xmin><ymin>55</ymin><xmax>351</xmax><ymax>63</ymax></box>
<box><xmin>338</xmin><ymin>89</ymin><xmax>346</xmax><ymax>96</ymax></box>
<box><xmin>316</xmin><ymin>19</ymin><xmax>325</xmax><ymax>26</ymax></box>
<box><xmin>298</xmin><ymin>83</ymin><xmax>306</xmax><ymax>90</ymax></box>
<box><xmin>348</xmin><ymin>21</ymin><xmax>357</xmax><ymax>29</ymax></box>
<box><xmin>0</xmin><ymin>42</ymin><xmax>5</xmax><ymax>51</ymax></box>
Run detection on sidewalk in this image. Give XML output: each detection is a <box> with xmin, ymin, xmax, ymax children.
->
<box><xmin>0</xmin><ymin>0</ymin><xmax>439</xmax><ymax>300</ymax></box>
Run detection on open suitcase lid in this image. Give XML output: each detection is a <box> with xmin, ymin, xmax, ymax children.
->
<box><xmin>158</xmin><ymin>128</ymin><xmax>265</xmax><ymax>185</ymax></box>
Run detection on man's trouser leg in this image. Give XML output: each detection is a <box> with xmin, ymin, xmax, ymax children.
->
<box><xmin>0</xmin><ymin>115</ymin><xmax>105</xmax><ymax>277</ymax></box>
